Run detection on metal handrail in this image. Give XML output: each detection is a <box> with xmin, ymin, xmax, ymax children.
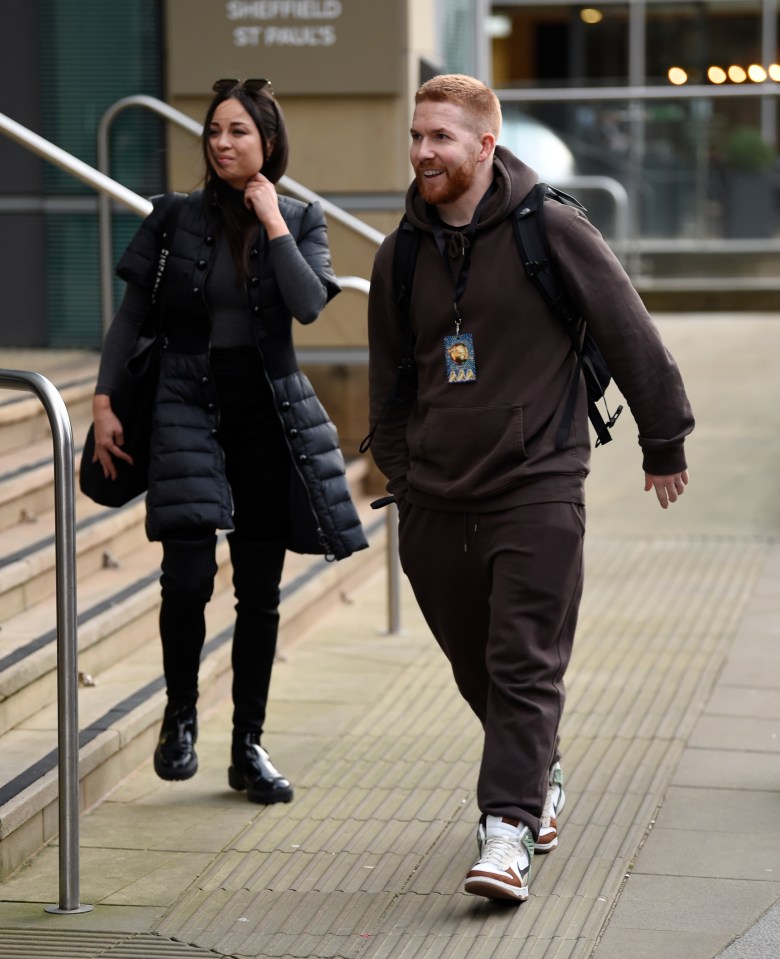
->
<box><xmin>333</xmin><ymin>275</ymin><xmax>371</xmax><ymax>295</ymax></box>
<box><xmin>96</xmin><ymin>94</ymin><xmax>384</xmax><ymax>332</ymax></box>
<box><xmin>554</xmin><ymin>175</ymin><xmax>630</xmax><ymax>266</ymax></box>
<box><xmin>498</xmin><ymin>81</ymin><xmax>780</xmax><ymax>104</ymax></box>
<box><xmin>0</xmin><ymin>370</ymin><xmax>92</xmax><ymax>916</ymax></box>
<box><xmin>0</xmin><ymin>111</ymin><xmax>151</xmax><ymax>216</ymax></box>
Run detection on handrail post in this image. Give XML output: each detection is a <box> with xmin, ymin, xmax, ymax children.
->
<box><xmin>386</xmin><ymin>504</ymin><xmax>401</xmax><ymax>635</ymax></box>
<box><xmin>0</xmin><ymin>370</ymin><xmax>93</xmax><ymax>915</ymax></box>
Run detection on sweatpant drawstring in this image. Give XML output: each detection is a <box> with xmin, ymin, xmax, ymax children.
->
<box><xmin>464</xmin><ymin>514</ymin><xmax>479</xmax><ymax>552</ymax></box>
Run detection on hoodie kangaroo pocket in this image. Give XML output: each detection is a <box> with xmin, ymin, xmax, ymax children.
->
<box><xmin>414</xmin><ymin>405</ymin><xmax>527</xmax><ymax>497</ymax></box>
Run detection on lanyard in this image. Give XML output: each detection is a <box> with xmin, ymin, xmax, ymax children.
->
<box><xmin>429</xmin><ymin>182</ymin><xmax>496</xmax><ymax>333</ymax></box>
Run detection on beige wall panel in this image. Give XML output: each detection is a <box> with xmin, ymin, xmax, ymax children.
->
<box><xmin>409</xmin><ymin>0</ymin><xmax>437</xmax><ymax>55</ymax></box>
<box><xmin>166</xmin><ymin>0</ymin><xmax>405</xmax><ymax>97</ymax></box>
<box><xmin>281</xmin><ymin>97</ymin><xmax>409</xmax><ymax>193</ymax></box>
<box><xmin>293</xmin><ymin>291</ymin><xmax>367</xmax><ymax>349</ymax></box>
<box><xmin>159</xmin><ymin>0</ymin><xmax>435</xmax><ymax>370</ymax></box>
<box><xmin>407</xmin><ymin>0</ymin><xmax>439</xmax><ymax>95</ymax></box>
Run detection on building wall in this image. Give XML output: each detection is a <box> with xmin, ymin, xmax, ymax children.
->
<box><xmin>0</xmin><ymin>0</ymin><xmax>439</xmax><ymax>359</ymax></box>
<box><xmin>161</xmin><ymin>1</ymin><xmax>440</xmax><ymax>454</ymax></box>
<box><xmin>165</xmin><ymin>0</ymin><xmax>439</xmax><ymax>350</ymax></box>
<box><xmin>0</xmin><ymin>0</ymin><xmax>47</xmax><ymax>346</ymax></box>
<box><xmin>0</xmin><ymin>0</ymin><xmax>165</xmax><ymax>349</ymax></box>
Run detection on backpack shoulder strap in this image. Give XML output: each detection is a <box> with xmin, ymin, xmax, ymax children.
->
<box><xmin>358</xmin><ymin>217</ymin><xmax>419</xmax><ymax>455</ymax></box>
<box><xmin>393</xmin><ymin>215</ymin><xmax>421</xmax><ymax>314</ymax></box>
<box><xmin>512</xmin><ymin>184</ymin><xmax>616</xmax><ymax>448</ymax></box>
<box><xmin>512</xmin><ymin>182</ymin><xmax>582</xmax><ymax>324</ymax></box>
<box><xmin>391</xmin><ymin>215</ymin><xmax>420</xmax><ymax>380</ymax></box>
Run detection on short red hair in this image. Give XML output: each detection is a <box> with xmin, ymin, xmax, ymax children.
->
<box><xmin>415</xmin><ymin>74</ymin><xmax>502</xmax><ymax>138</ymax></box>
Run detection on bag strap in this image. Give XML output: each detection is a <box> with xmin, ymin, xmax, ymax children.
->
<box><xmin>513</xmin><ymin>183</ymin><xmax>582</xmax><ymax>330</ymax></box>
<box><xmin>512</xmin><ymin>184</ymin><xmax>614</xmax><ymax>448</ymax></box>
<box><xmin>359</xmin><ymin>218</ymin><xmax>419</xmax><ymax>454</ymax></box>
<box><xmin>147</xmin><ymin>193</ymin><xmax>185</xmax><ymax>334</ymax></box>
<box><xmin>392</xmin><ymin>216</ymin><xmax>420</xmax><ymax>376</ymax></box>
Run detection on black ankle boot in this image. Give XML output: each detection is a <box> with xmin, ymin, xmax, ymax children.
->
<box><xmin>228</xmin><ymin>732</ymin><xmax>293</xmax><ymax>804</ymax></box>
<box><xmin>153</xmin><ymin>702</ymin><xmax>198</xmax><ymax>781</ymax></box>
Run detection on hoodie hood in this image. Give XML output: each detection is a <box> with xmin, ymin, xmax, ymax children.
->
<box><xmin>404</xmin><ymin>144</ymin><xmax>540</xmax><ymax>233</ymax></box>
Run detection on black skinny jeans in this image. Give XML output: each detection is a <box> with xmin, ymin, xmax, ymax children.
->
<box><xmin>158</xmin><ymin>349</ymin><xmax>290</xmax><ymax>735</ymax></box>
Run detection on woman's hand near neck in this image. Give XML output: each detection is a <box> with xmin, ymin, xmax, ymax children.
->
<box><xmin>243</xmin><ymin>172</ymin><xmax>289</xmax><ymax>238</ymax></box>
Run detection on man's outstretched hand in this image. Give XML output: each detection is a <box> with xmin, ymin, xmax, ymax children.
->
<box><xmin>644</xmin><ymin>470</ymin><xmax>689</xmax><ymax>509</ymax></box>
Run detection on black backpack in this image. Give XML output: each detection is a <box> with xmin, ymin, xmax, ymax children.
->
<box><xmin>510</xmin><ymin>182</ymin><xmax>622</xmax><ymax>448</ymax></box>
<box><xmin>360</xmin><ymin>183</ymin><xmax>622</xmax><ymax>455</ymax></box>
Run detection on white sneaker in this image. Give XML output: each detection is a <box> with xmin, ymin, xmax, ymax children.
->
<box><xmin>463</xmin><ymin>815</ymin><xmax>534</xmax><ymax>901</ymax></box>
<box><xmin>536</xmin><ymin>761</ymin><xmax>565</xmax><ymax>853</ymax></box>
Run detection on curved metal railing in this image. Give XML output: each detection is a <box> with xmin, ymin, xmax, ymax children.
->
<box><xmin>0</xmin><ymin>369</ymin><xmax>92</xmax><ymax>916</ymax></box>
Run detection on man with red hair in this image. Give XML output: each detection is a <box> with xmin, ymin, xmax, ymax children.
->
<box><xmin>367</xmin><ymin>74</ymin><xmax>693</xmax><ymax>902</ymax></box>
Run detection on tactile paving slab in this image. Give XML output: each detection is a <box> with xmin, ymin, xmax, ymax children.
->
<box><xmin>152</xmin><ymin>535</ymin><xmax>768</xmax><ymax>959</ymax></box>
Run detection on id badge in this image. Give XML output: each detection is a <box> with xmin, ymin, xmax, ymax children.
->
<box><xmin>444</xmin><ymin>332</ymin><xmax>476</xmax><ymax>383</ymax></box>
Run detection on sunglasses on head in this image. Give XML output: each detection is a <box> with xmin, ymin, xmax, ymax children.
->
<box><xmin>212</xmin><ymin>78</ymin><xmax>274</xmax><ymax>96</ymax></box>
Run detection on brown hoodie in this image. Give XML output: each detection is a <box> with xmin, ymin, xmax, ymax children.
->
<box><xmin>367</xmin><ymin>146</ymin><xmax>694</xmax><ymax>511</ymax></box>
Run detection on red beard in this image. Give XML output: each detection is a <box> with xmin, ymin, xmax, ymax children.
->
<box><xmin>415</xmin><ymin>154</ymin><xmax>478</xmax><ymax>206</ymax></box>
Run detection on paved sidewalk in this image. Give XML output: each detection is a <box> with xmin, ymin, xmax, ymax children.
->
<box><xmin>0</xmin><ymin>314</ymin><xmax>778</xmax><ymax>958</ymax></box>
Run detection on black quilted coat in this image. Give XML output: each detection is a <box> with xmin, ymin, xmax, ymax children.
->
<box><xmin>115</xmin><ymin>190</ymin><xmax>368</xmax><ymax>561</ymax></box>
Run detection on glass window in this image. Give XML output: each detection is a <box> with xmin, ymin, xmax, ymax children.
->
<box><xmin>647</xmin><ymin>2</ymin><xmax>762</xmax><ymax>86</ymax></box>
<box><xmin>491</xmin><ymin>4</ymin><xmax>630</xmax><ymax>88</ymax></box>
<box><xmin>490</xmin><ymin>2</ymin><xmax>766</xmax><ymax>89</ymax></box>
<box><xmin>441</xmin><ymin>0</ymin><xmax>477</xmax><ymax>75</ymax></box>
<box><xmin>491</xmin><ymin>2</ymin><xmax>778</xmax><ymax>240</ymax></box>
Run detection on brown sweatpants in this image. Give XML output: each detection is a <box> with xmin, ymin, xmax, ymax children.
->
<box><xmin>398</xmin><ymin>500</ymin><xmax>585</xmax><ymax>836</ymax></box>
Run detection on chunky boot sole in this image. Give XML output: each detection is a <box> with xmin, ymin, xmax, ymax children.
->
<box><xmin>154</xmin><ymin>749</ymin><xmax>198</xmax><ymax>781</ymax></box>
<box><xmin>228</xmin><ymin>765</ymin><xmax>294</xmax><ymax>804</ymax></box>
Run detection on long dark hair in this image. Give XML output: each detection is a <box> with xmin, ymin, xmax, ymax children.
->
<box><xmin>201</xmin><ymin>81</ymin><xmax>290</xmax><ymax>278</ymax></box>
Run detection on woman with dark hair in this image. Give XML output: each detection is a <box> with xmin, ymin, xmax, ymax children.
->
<box><xmin>89</xmin><ymin>79</ymin><xmax>367</xmax><ymax>804</ymax></box>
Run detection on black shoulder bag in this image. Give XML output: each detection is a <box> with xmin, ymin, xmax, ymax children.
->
<box><xmin>79</xmin><ymin>196</ymin><xmax>183</xmax><ymax>507</ymax></box>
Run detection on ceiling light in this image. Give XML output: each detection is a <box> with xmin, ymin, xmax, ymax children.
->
<box><xmin>486</xmin><ymin>15</ymin><xmax>512</xmax><ymax>39</ymax></box>
<box><xmin>708</xmin><ymin>66</ymin><xmax>727</xmax><ymax>84</ymax></box>
<box><xmin>728</xmin><ymin>65</ymin><xmax>747</xmax><ymax>83</ymax></box>
<box><xmin>748</xmin><ymin>64</ymin><xmax>767</xmax><ymax>82</ymax></box>
<box><xmin>580</xmin><ymin>8</ymin><xmax>603</xmax><ymax>25</ymax></box>
<box><xmin>668</xmin><ymin>67</ymin><xmax>688</xmax><ymax>85</ymax></box>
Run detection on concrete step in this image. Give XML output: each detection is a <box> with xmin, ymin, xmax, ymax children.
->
<box><xmin>0</xmin><ymin>351</ymin><xmax>98</xmax><ymax>457</ymax></box>
<box><xmin>0</xmin><ymin>467</ymin><xmax>384</xmax><ymax>881</ymax></box>
<box><xmin>0</xmin><ymin>492</ymin><xmax>150</xmax><ymax>622</ymax></box>
<box><xmin>0</xmin><ymin>352</ymin><xmax>386</xmax><ymax>882</ymax></box>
